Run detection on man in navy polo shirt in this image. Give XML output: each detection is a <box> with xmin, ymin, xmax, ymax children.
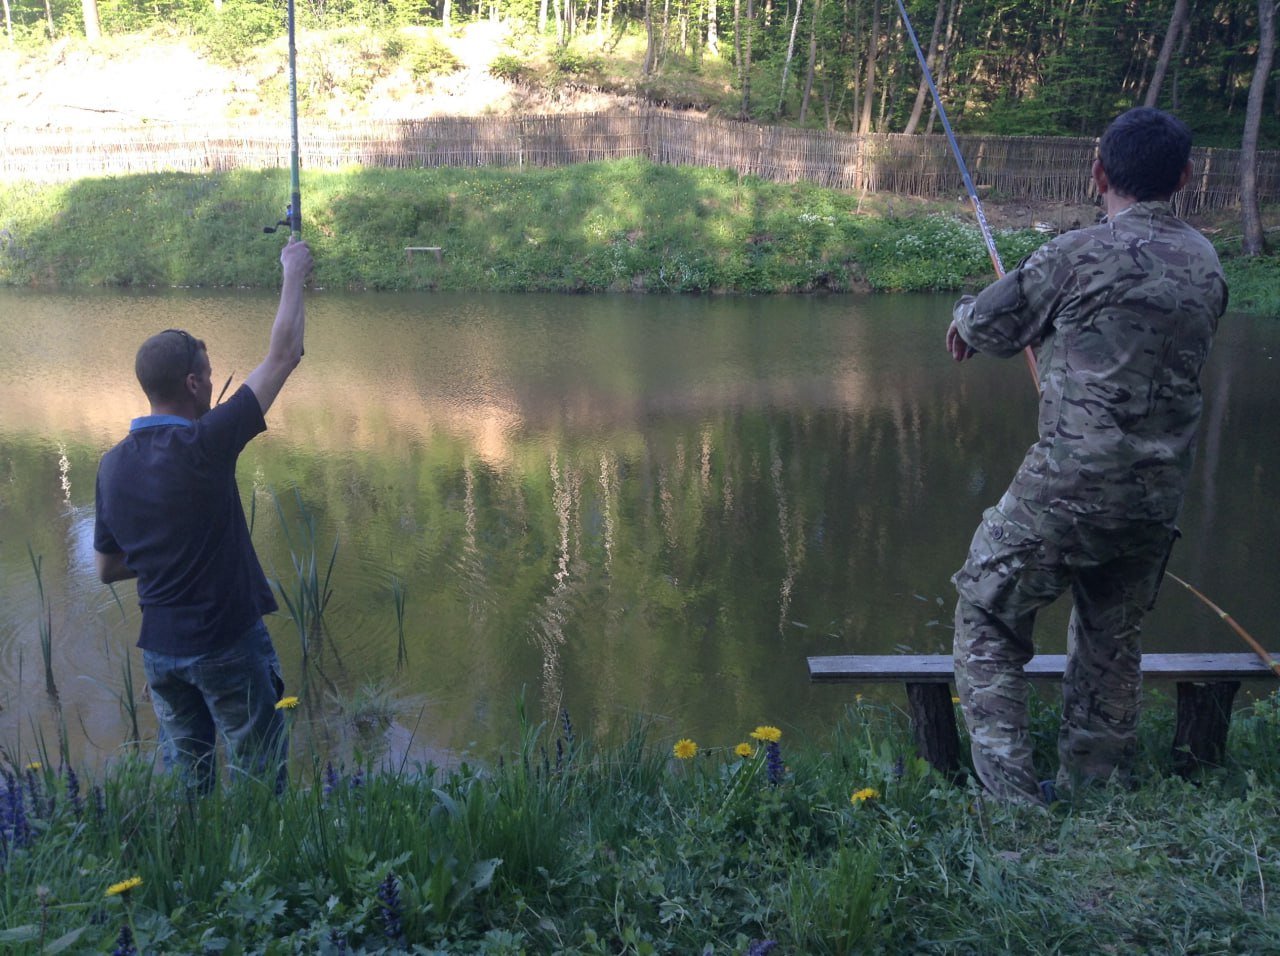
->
<box><xmin>94</xmin><ymin>239</ymin><xmax>313</xmax><ymax>791</ymax></box>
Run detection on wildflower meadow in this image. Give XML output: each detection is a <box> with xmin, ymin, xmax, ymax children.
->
<box><xmin>2</xmin><ymin>689</ymin><xmax>1279</xmax><ymax>953</ymax></box>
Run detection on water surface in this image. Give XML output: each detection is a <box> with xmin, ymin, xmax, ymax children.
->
<box><xmin>1</xmin><ymin>289</ymin><xmax>1275</xmax><ymax>770</ymax></box>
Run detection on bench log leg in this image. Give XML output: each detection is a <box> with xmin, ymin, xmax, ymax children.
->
<box><xmin>1172</xmin><ymin>680</ymin><xmax>1240</xmax><ymax>776</ymax></box>
<box><xmin>906</xmin><ymin>683</ymin><xmax>961</xmax><ymax>776</ymax></box>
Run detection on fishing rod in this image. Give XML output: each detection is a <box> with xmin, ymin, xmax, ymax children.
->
<box><xmin>264</xmin><ymin>0</ymin><xmax>301</xmax><ymax>240</ymax></box>
<box><xmin>892</xmin><ymin>0</ymin><xmax>1038</xmax><ymax>387</ymax></box>
<box><xmin>891</xmin><ymin>0</ymin><xmax>1276</xmax><ymax>679</ymax></box>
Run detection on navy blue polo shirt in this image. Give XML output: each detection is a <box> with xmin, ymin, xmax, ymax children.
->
<box><xmin>94</xmin><ymin>384</ymin><xmax>278</xmax><ymax>656</ymax></box>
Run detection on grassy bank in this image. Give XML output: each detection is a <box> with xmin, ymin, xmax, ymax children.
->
<box><xmin>2</xmin><ymin>161</ymin><xmax>1275</xmax><ymax>311</ymax></box>
<box><xmin>2</xmin><ymin>693</ymin><xmax>1278</xmax><ymax>953</ymax></box>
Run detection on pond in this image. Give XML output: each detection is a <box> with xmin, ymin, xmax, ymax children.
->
<box><xmin>1</xmin><ymin>288</ymin><xmax>1276</xmax><ymax>772</ymax></box>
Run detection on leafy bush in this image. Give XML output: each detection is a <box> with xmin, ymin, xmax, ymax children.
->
<box><xmin>409</xmin><ymin>36</ymin><xmax>461</xmax><ymax>80</ymax></box>
<box><xmin>196</xmin><ymin>0</ymin><xmax>282</xmax><ymax>66</ymax></box>
<box><xmin>551</xmin><ymin>46</ymin><xmax>598</xmax><ymax>75</ymax></box>
<box><xmin>488</xmin><ymin>53</ymin><xmax>530</xmax><ymax>83</ymax></box>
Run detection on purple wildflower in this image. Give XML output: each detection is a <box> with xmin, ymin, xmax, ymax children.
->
<box><xmin>323</xmin><ymin>761</ymin><xmax>339</xmax><ymax>799</ymax></box>
<box><xmin>560</xmin><ymin>708</ymin><xmax>575</xmax><ymax>747</ymax></box>
<box><xmin>746</xmin><ymin>941</ymin><xmax>778</xmax><ymax>956</ymax></box>
<box><xmin>92</xmin><ymin>785</ymin><xmax>107</xmax><ymax>826</ymax></box>
<box><xmin>65</xmin><ymin>766</ymin><xmax>83</xmax><ymax>818</ymax></box>
<box><xmin>350</xmin><ymin>767</ymin><xmax>364</xmax><ymax>790</ymax></box>
<box><xmin>377</xmin><ymin>871</ymin><xmax>404</xmax><ymax>943</ymax></box>
<box><xmin>5</xmin><ymin>774</ymin><xmax>30</xmax><ymax>848</ymax></box>
<box><xmin>765</xmin><ymin>741</ymin><xmax>784</xmax><ymax>786</ymax></box>
<box><xmin>112</xmin><ymin>924</ymin><xmax>137</xmax><ymax>956</ymax></box>
<box><xmin>24</xmin><ymin>766</ymin><xmax>44</xmax><ymax>817</ymax></box>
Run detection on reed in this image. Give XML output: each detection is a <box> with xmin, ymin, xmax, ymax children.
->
<box><xmin>24</xmin><ymin>545</ymin><xmax>57</xmax><ymax>699</ymax></box>
<box><xmin>390</xmin><ymin>573</ymin><xmax>409</xmax><ymax>671</ymax></box>
<box><xmin>269</xmin><ymin>487</ymin><xmax>338</xmax><ymax>661</ymax></box>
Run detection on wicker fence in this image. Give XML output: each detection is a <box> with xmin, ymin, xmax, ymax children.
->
<box><xmin>3</xmin><ymin>108</ymin><xmax>1276</xmax><ymax>212</ymax></box>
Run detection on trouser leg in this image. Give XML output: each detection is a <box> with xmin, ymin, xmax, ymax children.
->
<box><xmin>196</xmin><ymin>621</ymin><xmax>288</xmax><ymax>786</ymax></box>
<box><xmin>143</xmin><ymin>655</ymin><xmax>219</xmax><ymax>794</ymax></box>
<box><xmin>1056</xmin><ymin>530</ymin><xmax>1170</xmax><ymax>792</ymax></box>
<box><xmin>954</xmin><ymin>596</ymin><xmax>1042</xmax><ymax>803</ymax></box>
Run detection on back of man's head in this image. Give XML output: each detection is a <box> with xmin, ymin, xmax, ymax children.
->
<box><xmin>135</xmin><ymin>329</ymin><xmax>205</xmax><ymax>406</ymax></box>
<box><xmin>1098</xmin><ymin>107</ymin><xmax>1192</xmax><ymax>201</ymax></box>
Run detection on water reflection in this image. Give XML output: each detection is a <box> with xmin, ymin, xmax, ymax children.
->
<box><xmin>0</xmin><ymin>288</ymin><xmax>1276</xmax><ymax>773</ymax></box>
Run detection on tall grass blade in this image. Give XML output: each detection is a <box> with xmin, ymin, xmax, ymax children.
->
<box><xmin>26</xmin><ymin>544</ymin><xmax>58</xmax><ymax>699</ymax></box>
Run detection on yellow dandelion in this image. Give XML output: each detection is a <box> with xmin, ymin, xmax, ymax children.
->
<box><xmin>105</xmin><ymin>876</ymin><xmax>143</xmax><ymax>897</ymax></box>
<box><xmin>25</xmin><ymin>761</ymin><xmax>42</xmax><ymax>772</ymax></box>
<box><xmin>734</xmin><ymin>742</ymin><xmax>755</xmax><ymax>758</ymax></box>
<box><xmin>274</xmin><ymin>696</ymin><xmax>300</xmax><ymax>710</ymax></box>
<box><xmin>749</xmin><ymin>725</ymin><xmax>782</xmax><ymax>743</ymax></box>
<box><xmin>850</xmin><ymin>787</ymin><xmax>880</xmax><ymax>805</ymax></box>
<box><xmin>951</xmin><ymin>696</ymin><xmax>962</xmax><ymax>705</ymax></box>
<box><xmin>855</xmin><ymin>693</ymin><xmax>864</xmax><ymax>703</ymax></box>
<box><xmin>673</xmin><ymin>739</ymin><xmax>698</xmax><ymax>760</ymax></box>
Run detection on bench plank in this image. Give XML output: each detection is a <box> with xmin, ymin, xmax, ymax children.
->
<box><xmin>808</xmin><ymin>652</ymin><xmax>1274</xmax><ymax>683</ymax></box>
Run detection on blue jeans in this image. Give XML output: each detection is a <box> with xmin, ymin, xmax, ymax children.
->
<box><xmin>143</xmin><ymin>619</ymin><xmax>287</xmax><ymax>792</ymax></box>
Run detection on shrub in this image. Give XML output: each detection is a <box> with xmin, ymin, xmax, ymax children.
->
<box><xmin>488</xmin><ymin>53</ymin><xmax>530</xmax><ymax>83</ymax></box>
<box><xmin>409</xmin><ymin>36</ymin><xmax>461</xmax><ymax>80</ymax></box>
<box><xmin>196</xmin><ymin>0</ymin><xmax>281</xmax><ymax>66</ymax></box>
<box><xmin>551</xmin><ymin>46</ymin><xmax>598</xmax><ymax>75</ymax></box>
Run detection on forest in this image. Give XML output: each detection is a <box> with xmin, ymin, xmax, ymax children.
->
<box><xmin>3</xmin><ymin>0</ymin><xmax>1276</xmax><ymax>148</ymax></box>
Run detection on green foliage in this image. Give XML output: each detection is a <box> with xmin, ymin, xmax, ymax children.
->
<box><xmin>196</xmin><ymin>0</ymin><xmax>283</xmax><ymax>67</ymax></box>
<box><xmin>3</xmin><ymin>692</ymin><xmax>1280</xmax><ymax>951</ymax></box>
<box><xmin>550</xmin><ymin>46</ymin><xmax>599</xmax><ymax>76</ymax></box>
<box><xmin>857</xmin><ymin>214</ymin><xmax>1046</xmax><ymax>292</ymax></box>
<box><xmin>488</xmin><ymin>53</ymin><xmax>531</xmax><ymax>83</ymax></box>
<box><xmin>1220</xmin><ymin>250</ymin><xmax>1280</xmax><ymax>317</ymax></box>
<box><xmin>409</xmin><ymin>35</ymin><xmax>462</xmax><ymax>80</ymax></box>
<box><xmin>1</xmin><ymin>164</ymin><xmax>1276</xmax><ymax>311</ymax></box>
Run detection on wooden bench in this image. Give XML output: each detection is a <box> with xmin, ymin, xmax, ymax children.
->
<box><xmin>405</xmin><ymin>246</ymin><xmax>443</xmax><ymax>264</ymax></box>
<box><xmin>808</xmin><ymin>652</ymin><xmax>1275</xmax><ymax>777</ymax></box>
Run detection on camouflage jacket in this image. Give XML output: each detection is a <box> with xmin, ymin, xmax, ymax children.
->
<box><xmin>953</xmin><ymin>201</ymin><xmax>1228</xmax><ymax>521</ymax></box>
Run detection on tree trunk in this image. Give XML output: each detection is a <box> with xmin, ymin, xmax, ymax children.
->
<box><xmin>927</xmin><ymin>0</ymin><xmax>961</xmax><ymax>133</ymax></box>
<box><xmin>43</xmin><ymin>0</ymin><xmax>54</xmax><ymax>38</ymax></box>
<box><xmin>643</xmin><ymin>0</ymin><xmax>657</xmax><ymax>73</ymax></box>
<box><xmin>708</xmin><ymin>0</ymin><xmax>719</xmax><ymax>53</ymax></box>
<box><xmin>1241</xmin><ymin>0</ymin><xmax>1276</xmax><ymax>256</ymax></box>
<box><xmin>778</xmin><ymin>0</ymin><xmax>804</xmax><ymax>114</ymax></box>
<box><xmin>1145</xmin><ymin>0</ymin><xmax>1189</xmax><ymax>107</ymax></box>
<box><xmin>443</xmin><ymin>0</ymin><xmax>452</xmax><ymax>30</ymax></box>
<box><xmin>539</xmin><ymin>0</ymin><xmax>548</xmax><ymax>33</ymax></box>
<box><xmin>859</xmin><ymin>0</ymin><xmax>879</xmax><ymax>134</ymax></box>
<box><xmin>3</xmin><ymin>0</ymin><xmax>13</xmax><ymax>43</ymax></box>
<box><xmin>798</xmin><ymin>0</ymin><xmax>821</xmax><ymax>122</ymax></box>
<box><xmin>740</xmin><ymin>0</ymin><xmax>755</xmax><ymax>118</ymax></box>
<box><xmin>904</xmin><ymin>0</ymin><xmax>946</xmax><ymax>133</ymax></box>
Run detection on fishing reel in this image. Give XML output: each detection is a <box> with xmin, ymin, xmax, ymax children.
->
<box><xmin>263</xmin><ymin>204</ymin><xmax>295</xmax><ymax>234</ymax></box>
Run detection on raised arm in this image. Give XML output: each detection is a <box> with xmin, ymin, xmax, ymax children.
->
<box><xmin>244</xmin><ymin>239</ymin><xmax>314</xmax><ymax>416</ymax></box>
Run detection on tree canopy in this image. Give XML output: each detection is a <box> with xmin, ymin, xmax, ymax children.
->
<box><xmin>2</xmin><ymin>0</ymin><xmax>1276</xmax><ymax>148</ymax></box>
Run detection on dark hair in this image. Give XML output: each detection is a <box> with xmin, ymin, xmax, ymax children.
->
<box><xmin>1098</xmin><ymin>107</ymin><xmax>1192</xmax><ymax>201</ymax></box>
<box><xmin>135</xmin><ymin>329</ymin><xmax>207</xmax><ymax>404</ymax></box>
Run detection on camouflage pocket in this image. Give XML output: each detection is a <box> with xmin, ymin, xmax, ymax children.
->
<box><xmin>953</xmin><ymin>506</ymin><xmax>1049</xmax><ymax>613</ymax></box>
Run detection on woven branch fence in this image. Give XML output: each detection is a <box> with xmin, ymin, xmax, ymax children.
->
<box><xmin>3</xmin><ymin>108</ymin><xmax>1277</xmax><ymax>213</ymax></box>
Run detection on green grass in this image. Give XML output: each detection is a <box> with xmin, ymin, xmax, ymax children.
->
<box><xmin>2</xmin><ymin>691</ymin><xmax>1279</xmax><ymax>953</ymax></box>
<box><xmin>3</xmin><ymin>162</ymin><xmax>1275</xmax><ymax>311</ymax></box>
<box><xmin>0</xmin><ymin>162</ymin><xmax>1058</xmax><ymax>296</ymax></box>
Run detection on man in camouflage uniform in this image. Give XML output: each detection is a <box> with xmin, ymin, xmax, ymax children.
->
<box><xmin>946</xmin><ymin>107</ymin><xmax>1228</xmax><ymax>804</ymax></box>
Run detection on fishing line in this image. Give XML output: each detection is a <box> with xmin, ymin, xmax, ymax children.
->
<box><xmin>892</xmin><ymin>0</ymin><xmax>1275</xmax><ymax>676</ymax></box>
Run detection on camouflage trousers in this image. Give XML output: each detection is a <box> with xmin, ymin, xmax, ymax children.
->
<box><xmin>952</xmin><ymin>493</ymin><xmax>1176</xmax><ymax>804</ymax></box>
